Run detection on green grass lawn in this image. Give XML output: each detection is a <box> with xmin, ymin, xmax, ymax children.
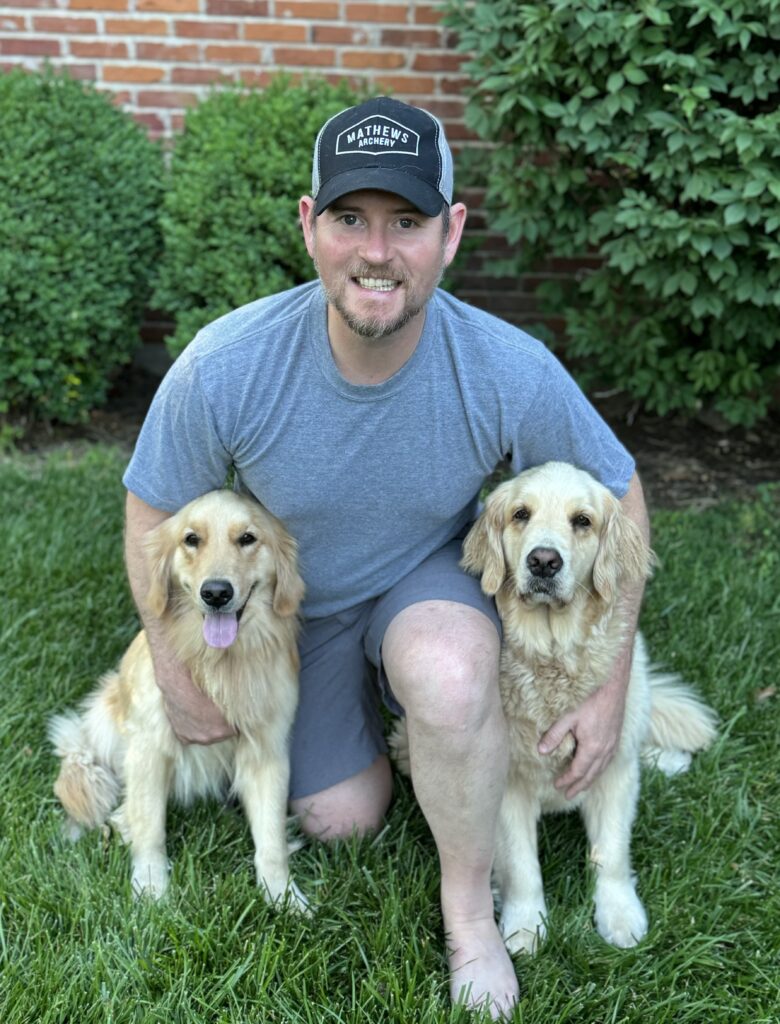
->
<box><xmin>1</xmin><ymin>447</ymin><xmax>778</xmax><ymax>1023</ymax></box>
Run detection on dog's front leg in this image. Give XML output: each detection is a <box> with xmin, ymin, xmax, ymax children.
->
<box><xmin>495</xmin><ymin>783</ymin><xmax>547</xmax><ymax>954</ymax></box>
<box><xmin>581</xmin><ymin>759</ymin><xmax>647</xmax><ymax>947</ymax></box>
<box><xmin>233</xmin><ymin>735</ymin><xmax>308</xmax><ymax>913</ymax></box>
<box><xmin>124</xmin><ymin>740</ymin><xmax>173</xmax><ymax>898</ymax></box>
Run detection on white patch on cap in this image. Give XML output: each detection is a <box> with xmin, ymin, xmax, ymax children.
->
<box><xmin>335</xmin><ymin>116</ymin><xmax>420</xmax><ymax>157</ymax></box>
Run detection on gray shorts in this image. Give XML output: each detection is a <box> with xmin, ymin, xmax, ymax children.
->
<box><xmin>289</xmin><ymin>536</ymin><xmax>500</xmax><ymax>799</ymax></box>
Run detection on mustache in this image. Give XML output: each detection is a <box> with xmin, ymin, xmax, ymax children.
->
<box><xmin>346</xmin><ymin>262</ymin><xmax>408</xmax><ymax>284</ymax></box>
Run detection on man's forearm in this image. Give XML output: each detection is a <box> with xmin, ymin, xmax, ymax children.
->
<box><xmin>612</xmin><ymin>470</ymin><xmax>651</xmax><ymax>684</ymax></box>
<box><xmin>124</xmin><ymin>491</ymin><xmax>182</xmax><ymax>691</ymax></box>
<box><xmin>125</xmin><ymin>491</ymin><xmax>171</xmax><ymax>603</ymax></box>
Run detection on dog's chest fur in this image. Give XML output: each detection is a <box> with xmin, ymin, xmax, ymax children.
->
<box><xmin>497</xmin><ymin>590</ymin><xmax>623</xmax><ymax>786</ymax></box>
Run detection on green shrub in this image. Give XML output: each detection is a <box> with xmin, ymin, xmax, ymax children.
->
<box><xmin>154</xmin><ymin>75</ymin><xmax>359</xmax><ymax>358</ymax></box>
<box><xmin>0</xmin><ymin>68</ymin><xmax>162</xmax><ymax>424</ymax></box>
<box><xmin>445</xmin><ymin>0</ymin><xmax>780</xmax><ymax>425</ymax></box>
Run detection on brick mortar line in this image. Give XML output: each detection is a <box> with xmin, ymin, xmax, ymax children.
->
<box><xmin>2</xmin><ymin>45</ymin><xmax>458</xmax><ymax>70</ymax></box>
<box><xmin>1</xmin><ymin>5</ymin><xmax>425</xmax><ymax>24</ymax></box>
<box><xmin>2</xmin><ymin>32</ymin><xmax>452</xmax><ymax>54</ymax></box>
<box><xmin>2</xmin><ymin>25</ymin><xmax>449</xmax><ymax>40</ymax></box>
<box><xmin>0</xmin><ymin>9</ymin><xmax>442</xmax><ymax>28</ymax></box>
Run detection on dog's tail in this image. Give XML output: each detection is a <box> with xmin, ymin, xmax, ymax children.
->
<box><xmin>48</xmin><ymin>683</ymin><xmax>122</xmax><ymax>839</ymax></box>
<box><xmin>643</xmin><ymin>670</ymin><xmax>718</xmax><ymax>776</ymax></box>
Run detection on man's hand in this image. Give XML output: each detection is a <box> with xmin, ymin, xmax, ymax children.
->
<box><xmin>538</xmin><ymin>656</ymin><xmax>629</xmax><ymax>800</ymax></box>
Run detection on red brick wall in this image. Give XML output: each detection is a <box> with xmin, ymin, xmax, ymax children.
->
<box><xmin>0</xmin><ymin>0</ymin><xmax>569</xmax><ymax>335</ymax></box>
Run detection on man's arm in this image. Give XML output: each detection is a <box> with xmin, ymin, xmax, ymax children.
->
<box><xmin>537</xmin><ymin>471</ymin><xmax>649</xmax><ymax>799</ymax></box>
<box><xmin>125</xmin><ymin>490</ymin><xmax>236</xmax><ymax>745</ymax></box>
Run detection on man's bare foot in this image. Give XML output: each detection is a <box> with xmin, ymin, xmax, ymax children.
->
<box><xmin>447</xmin><ymin>914</ymin><xmax>519</xmax><ymax>1019</ymax></box>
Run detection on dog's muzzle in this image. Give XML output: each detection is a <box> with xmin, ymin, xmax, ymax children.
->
<box><xmin>526</xmin><ymin>547</ymin><xmax>563</xmax><ymax>579</ymax></box>
<box><xmin>200</xmin><ymin>578</ymin><xmax>234</xmax><ymax>610</ymax></box>
<box><xmin>200</xmin><ymin>580</ymin><xmax>255</xmax><ymax>649</ymax></box>
<box><xmin>518</xmin><ymin>548</ymin><xmax>567</xmax><ymax>605</ymax></box>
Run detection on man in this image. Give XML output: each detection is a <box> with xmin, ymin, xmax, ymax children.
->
<box><xmin>123</xmin><ymin>96</ymin><xmax>649</xmax><ymax>1018</ymax></box>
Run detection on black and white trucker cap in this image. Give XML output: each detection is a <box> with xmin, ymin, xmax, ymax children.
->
<box><xmin>311</xmin><ymin>96</ymin><xmax>454</xmax><ymax>217</ymax></box>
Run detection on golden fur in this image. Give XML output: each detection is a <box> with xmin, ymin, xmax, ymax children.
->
<box><xmin>460</xmin><ymin>461</ymin><xmax>717</xmax><ymax>953</ymax></box>
<box><xmin>49</xmin><ymin>489</ymin><xmax>307</xmax><ymax>909</ymax></box>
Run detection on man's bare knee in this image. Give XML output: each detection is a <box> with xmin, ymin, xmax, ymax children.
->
<box><xmin>290</xmin><ymin>755</ymin><xmax>392</xmax><ymax>841</ymax></box>
<box><xmin>383</xmin><ymin>601</ymin><xmax>500</xmax><ymax>731</ymax></box>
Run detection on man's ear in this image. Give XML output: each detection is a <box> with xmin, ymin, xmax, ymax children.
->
<box><xmin>299</xmin><ymin>196</ymin><xmax>317</xmax><ymax>260</ymax></box>
<box><xmin>443</xmin><ymin>201</ymin><xmax>468</xmax><ymax>269</ymax></box>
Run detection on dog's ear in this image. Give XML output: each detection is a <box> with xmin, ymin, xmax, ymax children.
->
<box><xmin>461</xmin><ymin>487</ymin><xmax>509</xmax><ymax>596</ymax></box>
<box><xmin>269</xmin><ymin>525</ymin><xmax>305</xmax><ymax>618</ymax></box>
<box><xmin>144</xmin><ymin>518</ymin><xmax>176</xmax><ymax>618</ymax></box>
<box><xmin>592</xmin><ymin>494</ymin><xmax>655</xmax><ymax>604</ymax></box>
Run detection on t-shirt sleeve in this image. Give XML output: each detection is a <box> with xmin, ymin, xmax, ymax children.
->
<box><xmin>122</xmin><ymin>349</ymin><xmax>232</xmax><ymax>512</ymax></box>
<box><xmin>508</xmin><ymin>347</ymin><xmax>636</xmax><ymax>498</ymax></box>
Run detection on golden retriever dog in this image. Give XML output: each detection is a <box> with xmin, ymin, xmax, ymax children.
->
<box><xmin>459</xmin><ymin>461</ymin><xmax>717</xmax><ymax>954</ymax></box>
<box><xmin>49</xmin><ymin>489</ymin><xmax>307</xmax><ymax>910</ymax></box>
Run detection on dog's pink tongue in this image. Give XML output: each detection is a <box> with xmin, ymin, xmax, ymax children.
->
<box><xmin>203</xmin><ymin>612</ymin><xmax>238</xmax><ymax>649</ymax></box>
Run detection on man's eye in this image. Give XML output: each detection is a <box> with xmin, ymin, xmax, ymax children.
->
<box><xmin>340</xmin><ymin>214</ymin><xmax>359</xmax><ymax>226</ymax></box>
<box><xmin>184</xmin><ymin>533</ymin><xmax>200</xmax><ymax>548</ymax></box>
<box><xmin>398</xmin><ymin>218</ymin><xmax>417</xmax><ymax>229</ymax></box>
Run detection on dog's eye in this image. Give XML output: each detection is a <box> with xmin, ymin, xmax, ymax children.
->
<box><xmin>512</xmin><ymin>507</ymin><xmax>530</xmax><ymax>522</ymax></box>
<box><xmin>572</xmin><ymin>514</ymin><xmax>592</xmax><ymax>529</ymax></box>
<box><xmin>238</xmin><ymin>532</ymin><xmax>257</xmax><ymax>547</ymax></box>
<box><xmin>183</xmin><ymin>532</ymin><xmax>200</xmax><ymax>548</ymax></box>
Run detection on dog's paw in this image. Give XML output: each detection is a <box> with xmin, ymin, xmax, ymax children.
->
<box><xmin>500</xmin><ymin>901</ymin><xmax>547</xmax><ymax>955</ymax></box>
<box><xmin>257</xmin><ymin>869</ymin><xmax>311</xmax><ymax>915</ymax></box>
<box><xmin>131</xmin><ymin>856</ymin><xmax>170</xmax><ymax>900</ymax></box>
<box><xmin>644</xmin><ymin>746</ymin><xmax>693</xmax><ymax>777</ymax></box>
<box><xmin>283</xmin><ymin>880</ymin><xmax>311</xmax><ymax>916</ymax></box>
<box><xmin>594</xmin><ymin>883</ymin><xmax>647</xmax><ymax>948</ymax></box>
<box><xmin>61</xmin><ymin>816</ymin><xmax>84</xmax><ymax>843</ymax></box>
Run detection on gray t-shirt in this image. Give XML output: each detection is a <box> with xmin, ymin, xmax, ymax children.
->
<box><xmin>124</xmin><ymin>282</ymin><xmax>635</xmax><ymax>618</ymax></box>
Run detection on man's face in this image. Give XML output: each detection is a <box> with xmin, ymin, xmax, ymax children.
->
<box><xmin>300</xmin><ymin>190</ymin><xmax>465</xmax><ymax>341</ymax></box>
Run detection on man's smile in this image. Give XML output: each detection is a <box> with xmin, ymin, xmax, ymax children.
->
<box><xmin>355</xmin><ymin>276</ymin><xmax>400</xmax><ymax>292</ymax></box>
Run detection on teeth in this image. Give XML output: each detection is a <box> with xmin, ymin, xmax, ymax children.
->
<box><xmin>357</xmin><ymin>277</ymin><xmax>397</xmax><ymax>291</ymax></box>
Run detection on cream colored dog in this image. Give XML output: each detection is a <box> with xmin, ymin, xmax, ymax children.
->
<box><xmin>391</xmin><ymin>462</ymin><xmax>717</xmax><ymax>953</ymax></box>
<box><xmin>460</xmin><ymin>462</ymin><xmax>717</xmax><ymax>954</ymax></box>
<box><xmin>50</xmin><ymin>489</ymin><xmax>307</xmax><ymax>910</ymax></box>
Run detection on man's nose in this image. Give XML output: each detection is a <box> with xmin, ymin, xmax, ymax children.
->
<box><xmin>358</xmin><ymin>223</ymin><xmax>393</xmax><ymax>265</ymax></box>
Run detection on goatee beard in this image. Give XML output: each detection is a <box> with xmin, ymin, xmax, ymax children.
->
<box><xmin>315</xmin><ymin>257</ymin><xmax>443</xmax><ymax>340</ymax></box>
<box><xmin>328</xmin><ymin>295</ymin><xmax>423</xmax><ymax>339</ymax></box>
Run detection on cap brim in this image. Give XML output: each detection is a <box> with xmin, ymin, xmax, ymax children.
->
<box><xmin>314</xmin><ymin>167</ymin><xmax>445</xmax><ymax>217</ymax></box>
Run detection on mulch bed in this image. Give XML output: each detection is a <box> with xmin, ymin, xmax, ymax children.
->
<box><xmin>12</xmin><ymin>356</ymin><xmax>780</xmax><ymax>511</ymax></box>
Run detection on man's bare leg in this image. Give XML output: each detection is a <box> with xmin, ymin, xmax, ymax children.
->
<box><xmin>383</xmin><ymin>601</ymin><xmax>518</xmax><ymax>1018</ymax></box>
<box><xmin>290</xmin><ymin>754</ymin><xmax>393</xmax><ymax>839</ymax></box>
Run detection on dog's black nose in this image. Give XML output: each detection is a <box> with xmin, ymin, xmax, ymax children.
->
<box><xmin>527</xmin><ymin>548</ymin><xmax>563</xmax><ymax>579</ymax></box>
<box><xmin>200</xmin><ymin>579</ymin><xmax>234</xmax><ymax>609</ymax></box>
